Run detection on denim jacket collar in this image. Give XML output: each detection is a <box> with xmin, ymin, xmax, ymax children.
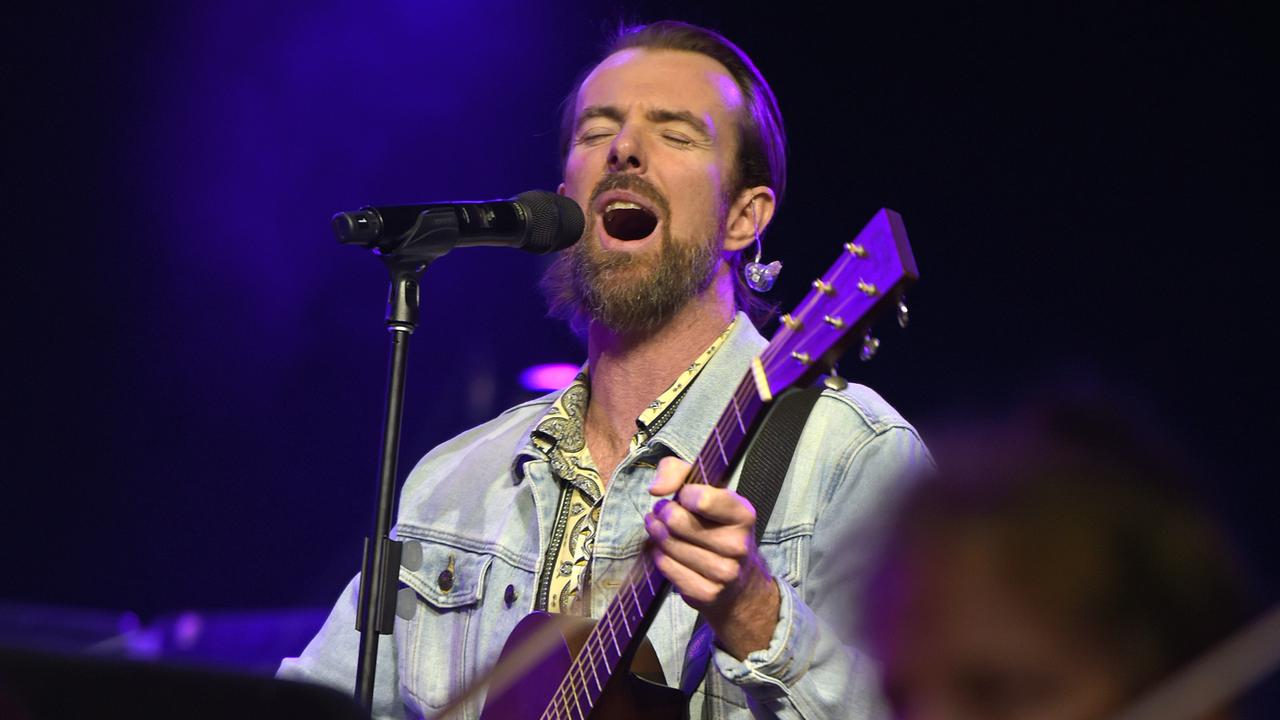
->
<box><xmin>509</xmin><ymin>312</ymin><xmax>767</xmax><ymax>481</ymax></box>
<box><xmin>641</xmin><ymin>312</ymin><xmax>766</xmax><ymax>463</ymax></box>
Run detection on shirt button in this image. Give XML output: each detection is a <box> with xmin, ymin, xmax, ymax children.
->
<box><xmin>504</xmin><ymin>584</ymin><xmax>518</xmax><ymax>606</ymax></box>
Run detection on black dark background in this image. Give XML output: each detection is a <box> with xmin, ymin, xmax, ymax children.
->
<box><xmin>3</xmin><ymin>0</ymin><xmax>1274</xmax><ymax>665</ymax></box>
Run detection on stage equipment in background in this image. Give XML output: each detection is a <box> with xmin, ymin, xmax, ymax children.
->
<box><xmin>333</xmin><ymin>190</ymin><xmax>584</xmax><ymax>709</ymax></box>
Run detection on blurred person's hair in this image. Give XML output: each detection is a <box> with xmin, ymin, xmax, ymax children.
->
<box><xmin>865</xmin><ymin>398</ymin><xmax>1251</xmax><ymax>699</ymax></box>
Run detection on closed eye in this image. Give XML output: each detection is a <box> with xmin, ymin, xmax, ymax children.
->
<box><xmin>577</xmin><ymin>129</ymin><xmax>615</xmax><ymax>145</ymax></box>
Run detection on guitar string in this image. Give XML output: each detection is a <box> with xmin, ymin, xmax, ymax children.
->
<box><xmin>540</xmin><ymin>377</ymin><xmax>764</xmax><ymax>718</ymax></box>
<box><xmin>542</xmin><ymin>578</ymin><xmax>650</xmax><ymax>720</ymax></box>
<box><xmin>541</xmin><ymin>566</ymin><xmax>653</xmax><ymax>719</ymax></box>
<box><xmin>543</xmin><ymin>379</ymin><xmax>758</xmax><ymax>715</ymax></box>
<box><xmin>542</xmin><ymin>549</ymin><xmax>673</xmax><ymax>719</ymax></box>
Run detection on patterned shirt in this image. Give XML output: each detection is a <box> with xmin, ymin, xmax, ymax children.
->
<box><xmin>530</xmin><ymin>318</ymin><xmax>737</xmax><ymax>614</ymax></box>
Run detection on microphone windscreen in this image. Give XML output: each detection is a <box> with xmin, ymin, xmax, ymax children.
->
<box><xmin>515</xmin><ymin>190</ymin><xmax>585</xmax><ymax>253</ymax></box>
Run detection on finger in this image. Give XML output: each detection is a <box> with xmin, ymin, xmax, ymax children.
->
<box><xmin>649</xmin><ymin>547</ymin><xmax>721</xmax><ymax>606</ymax></box>
<box><xmin>653</xmin><ymin>500</ymin><xmax>751</xmax><ymax>559</ymax></box>
<box><xmin>676</xmin><ymin>485</ymin><xmax>756</xmax><ymax>526</ymax></box>
<box><xmin>645</xmin><ymin>515</ymin><xmax>741</xmax><ymax>584</ymax></box>
<box><xmin>649</xmin><ymin>456</ymin><xmax>692</xmax><ymax>497</ymax></box>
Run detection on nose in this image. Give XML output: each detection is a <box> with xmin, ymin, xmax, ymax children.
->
<box><xmin>607</xmin><ymin>128</ymin><xmax>644</xmax><ymax>172</ymax></box>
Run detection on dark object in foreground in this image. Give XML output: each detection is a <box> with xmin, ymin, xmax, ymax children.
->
<box><xmin>0</xmin><ymin>646</ymin><xmax>368</xmax><ymax>720</ymax></box>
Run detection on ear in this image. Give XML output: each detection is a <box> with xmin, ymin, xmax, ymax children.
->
<box><xmin>557</xmin><ymin>182</ymin><xmax>566</xmax><ymax>195</ymax></box>
<box><xmin>724</xmin><ymin>186</ymin><xmax>776</xmax><ymax>253</ymax></box>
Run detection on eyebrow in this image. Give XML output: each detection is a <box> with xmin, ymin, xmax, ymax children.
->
<box><xmin>576</xmin><ymin>105</ymin><xmax>713</xmax><ymax>139</ymax></box>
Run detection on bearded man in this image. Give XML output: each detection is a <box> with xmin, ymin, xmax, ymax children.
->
<box><xmin>280</xmin><ymin>20</ymin><xmax>928</xmax><ymax>719</ymax></box>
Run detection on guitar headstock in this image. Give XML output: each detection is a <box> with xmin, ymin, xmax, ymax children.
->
<box><xmin>757</xmin><ymin>208</ymin><xmax>918</xmax><ymax>398</ymax></box>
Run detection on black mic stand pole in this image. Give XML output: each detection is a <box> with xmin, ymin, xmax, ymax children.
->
<box><xmin>342</xmin><ymin>208</ymin><xmax>473</xmax><ymax>709</ymax></box>
<box><xmin>336</xmin><ymin>197</ymin><xmax>582</xmax><ymax>709</ymax></box>
<box><xmin>352</xmin><ymin>258</ymin><xmax>421</xmax><ymax>709</ymax></box>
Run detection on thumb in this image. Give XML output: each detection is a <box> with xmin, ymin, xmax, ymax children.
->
<box><xmin>649</xmin><ymin>456</ymin><xmax>692</xmax><ymax>496</ymax></box>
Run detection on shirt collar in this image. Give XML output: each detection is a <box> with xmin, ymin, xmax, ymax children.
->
<box><xmin>640</xmin><ymin>312</ymin><xmax>767</xmax><ymax>462</ymax></box>
<box><xmin>510</xmin><ymin>312</ymin><xmax>767</xmax><ymax>480</ymax></box>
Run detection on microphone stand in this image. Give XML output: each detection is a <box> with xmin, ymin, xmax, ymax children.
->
<box><xmin>352</xmin><ymin>257</ymin><xmax>420</xmax><ymax>709</ymax></box>
<box><xmin>348</xmin><ymin>218</ymin><xmax>462</xmax><ymax>709</ymax></box>
<box><xmin>336</xmin><ymin>196</ymin><xmax>581</xmax><ymax>709</ymax></box>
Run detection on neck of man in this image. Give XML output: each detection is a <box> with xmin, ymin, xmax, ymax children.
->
<box><xmin>583</xmin><ymin>262</ymin><xmax>738</xmax><ymax>483</ymax></box>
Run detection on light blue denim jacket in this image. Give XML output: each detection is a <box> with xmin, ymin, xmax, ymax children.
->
<box><xmin>279</xmin><ymin>313</ymin><xmax>929</xmax><ymax>719</ymax></box>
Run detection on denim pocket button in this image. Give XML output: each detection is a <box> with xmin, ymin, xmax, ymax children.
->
<box><xmin>437</xmin><ymin>554</ymin><xmax>456</xmax><ymax>592</ymax></box>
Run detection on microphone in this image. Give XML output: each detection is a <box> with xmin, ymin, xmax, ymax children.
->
<box><xmin>332</xmin><ymin>190</ymin><xmax>584</xmax><ymax>259</ymax></box>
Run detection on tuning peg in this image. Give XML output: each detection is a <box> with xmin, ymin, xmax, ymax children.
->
<box><xmin>860</xmin><ymin>332</ymin><xmax>880</xmax><ymax>362</ymax></box>
<box><xmin>897</xmin><ymin>295</ymin><xmax>910</xmax><ymax>329</ymax></box>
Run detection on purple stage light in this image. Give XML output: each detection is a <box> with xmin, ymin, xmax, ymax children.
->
<box><xmin>520</xmin><ymin>363</ymin><xmax>580</xmax><ymax>391</ymax></box>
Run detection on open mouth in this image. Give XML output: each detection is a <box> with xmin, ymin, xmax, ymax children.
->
<box><xmin>601</xmin><ymin>201</ymin><xmax>659</xmax><ymax>241</ymax></box>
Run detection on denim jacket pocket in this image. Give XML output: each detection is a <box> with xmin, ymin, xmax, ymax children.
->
<box><xmin>396</xmin><ymin>540</ymin><xmax>493</xmax><ymax>710</ymax></box>
<box><xmin>758</xmin><ymin>526</ymin><xmax>811</xmax><ymax>589</ymax></box>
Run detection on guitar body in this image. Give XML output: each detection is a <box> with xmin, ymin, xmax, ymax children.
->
<box><xmin>479</xmin><ymin>611</ymin><xmax>685</xmax><ymax>720</ymax></box>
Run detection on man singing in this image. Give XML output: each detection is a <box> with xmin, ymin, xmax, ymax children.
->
<box><xmin>280</xmin><ymin>20</ymin><xmax>928</xmax><ymax>719</ymax></box>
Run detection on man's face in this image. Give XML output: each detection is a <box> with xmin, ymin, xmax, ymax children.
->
<box><xmin>544</xmin><ymin>48</ymin><xmax>746</xmax><ymax>334</ymax></box>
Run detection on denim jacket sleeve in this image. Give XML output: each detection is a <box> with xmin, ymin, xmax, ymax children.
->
<box><xmin>276</xmin><ymin>574</ymin><xmax>407</xmax><ymax>720</ymax></box>
<box><xmin>711</xmin><ymin>418</ymin><xmax>930</xmax><ymax>719</ymax></box>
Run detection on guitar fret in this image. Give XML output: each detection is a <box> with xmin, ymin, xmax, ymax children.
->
<box><xmin>589</xmin><ymin>657</ymin><xmax>603</xmax><ymax>694</ymax></box>
<box><xmin>565</xmin><ymin>674</ymin><xmax>580</xmax><ymax>713</ymax></box>
<box><xmin>694</xmin><ymin>454</ymin><xmax>708</xmax><ymax>486</ymax></box>
<box><xmin>730</xmin><ymin>392</ymin><xmax>747</xmax><ymax>433</ymax></box>
<box><xmin>606</xmin><ymin>617</ymin><xmax>623</xmax><ymax>661</ymax></box>
<box><xmin>711</xmin><ymin>425</ymin><xmax>729</xmax><ymax>467</ymax></box>
<box><xmin>619</xmin><ymin>579</ymin><xmax>640</xmax><ymax>620</ymax></box>
<box><xmin>569</xmin><ymin>678</ymin><xmax>587</xmax><ymax>720</ymax></box>
<box><xmin>570</xmin><ymin>655</ymin><xmax>592</xmax><ymax>695</ymax></box>
<box><xmin>558</xmin><ymin>688</ymin><xmax>576</xmax><ymax>720</ymax></box>
<box><xmin>545</xmin><ymin>668</ymin><xmax>570</xmax><ymax>720</ymax></box>
<box><xmin>627</xmin><ymin>579</ymin><xmax>645</xmax><ymax>617</ymax></box>
<box><xmin>544</xmin><ymin>684</ymin><xmax>568</xmax><ymax>720</ymax></box>
<box><xmin>616</xmin><ymin>598</ymin><xmax>633</xmax><ymax>635</ymax></box>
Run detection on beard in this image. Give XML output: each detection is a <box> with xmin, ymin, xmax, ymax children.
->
<box><xmin>541</xmin><ymin>178</ymin><xmax>726</xmax><ymax>337</ymax></box>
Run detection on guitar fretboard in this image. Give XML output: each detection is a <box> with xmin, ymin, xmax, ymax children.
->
<box><xmin>539</xmin><ymin>372</ymin><xmax>767</xmax><ymax>720</ymax></box>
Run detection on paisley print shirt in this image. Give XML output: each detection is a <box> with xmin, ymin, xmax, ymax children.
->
<box><xmin>530</xmin><ymin>318</ymin><xmax>737</xmax><ymax>614</ymax></box>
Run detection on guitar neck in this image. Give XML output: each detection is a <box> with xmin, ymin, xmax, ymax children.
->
<box><xmin>538</xmin><ymin>373</ymin><xmax>767</xmax><ymax>720</ymax></box>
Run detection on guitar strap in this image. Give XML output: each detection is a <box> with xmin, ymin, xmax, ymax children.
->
<box><xmin>677</xmin><ymin>384</ymin><xmax>825</xmax><ymax>709</ymax></box>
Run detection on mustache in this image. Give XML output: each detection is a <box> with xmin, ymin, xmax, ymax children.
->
<box><xmin>588</xmin><ymin>174</ymin><xmax>670</xmax><ymax>217</ymax></box>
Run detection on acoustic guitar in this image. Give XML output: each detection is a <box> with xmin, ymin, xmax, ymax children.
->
<box><xmin>479</xmin><ymin>208</ymin><xmax>919</xmax><ymax>720</ymax></box>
